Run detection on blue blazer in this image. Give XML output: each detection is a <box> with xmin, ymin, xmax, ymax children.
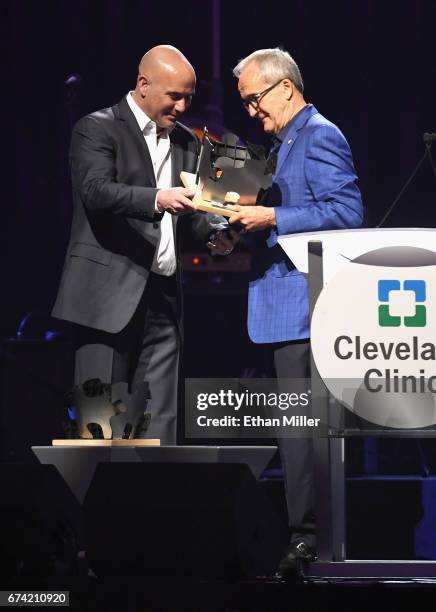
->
<box><xmin>248</xmin><ymin>104</ymin><xmax>363</xmax><ymax>343</ymax></box>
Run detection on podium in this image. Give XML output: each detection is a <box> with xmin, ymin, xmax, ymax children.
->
<box><xmin>278</xmin><ymin>228</ymin><xmax>436</xmax><ymax>578</ymax></box>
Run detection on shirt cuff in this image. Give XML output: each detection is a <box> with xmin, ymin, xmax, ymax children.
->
<box><xmin>154</xmin><ymin>190</ymin><xmax>161</xmax><ymax>213</ymax></box>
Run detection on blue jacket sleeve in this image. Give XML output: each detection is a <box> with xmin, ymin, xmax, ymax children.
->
<box><xmin>274</xmin><ymin>124</ymin><xmax>363</xmax><ymax>235</ymax></box>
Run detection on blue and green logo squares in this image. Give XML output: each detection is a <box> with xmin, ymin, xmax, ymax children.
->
<box><xmin>378</xmin><ymin>279</ymin><xmax>426</xmax><ymax>327</ymax></box>
<box><xmin>378</xmin><ymin>280</ymin><xmax>401</xmax><ymax>326</ymax></box>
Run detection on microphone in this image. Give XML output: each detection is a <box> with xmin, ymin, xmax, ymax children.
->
<box><xmin>64</xmin><ymin>73</ymin><xmax>81</xmax><ymax>87</ymax></box>
<box><xmin>423</xmin><ymin>132</ymin><xmax>436</xmax><ymax>145</ymax></box>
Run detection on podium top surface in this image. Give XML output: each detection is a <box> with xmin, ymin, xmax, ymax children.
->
<box><xmin>277</xmin><ymin>228</ymin><xmax>436</xmax><ymax>282</ymax></box>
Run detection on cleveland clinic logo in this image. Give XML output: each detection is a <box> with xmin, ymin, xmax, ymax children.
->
<box><xmin>310</xmin><ymin>244</ymin><xmax>436</xmax><ymax>429</ymax></box>
<box><xmin>378</xmin><ymin>280</ymin><xmax>426</xmax><ymax>327</ymax></box>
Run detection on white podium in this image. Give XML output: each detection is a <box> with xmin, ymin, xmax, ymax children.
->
<box><xmin>278</xmin><ymin>228</ymin><xmax>436</xmax><ymax>579</ymax></box>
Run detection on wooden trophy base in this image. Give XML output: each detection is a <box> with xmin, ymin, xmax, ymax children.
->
<box><xmin>52</xmin><ymin>439</ymin><xmax>160</xmax><ymax>447</ymax></box>
<box><xmin>180</xmin><ymin>171</ymin><xmax>238</xmax><ymax>217</ymax></box>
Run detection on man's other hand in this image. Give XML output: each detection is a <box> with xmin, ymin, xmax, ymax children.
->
<box><xmin>157</xmin><ymin>187</ymin><xmax>197</xmax><ymax>215</ymax></box>
<box><xmin>228</xmin><ymin>205</ymin><xmax>276</xmax><ymax>232</ymax></box>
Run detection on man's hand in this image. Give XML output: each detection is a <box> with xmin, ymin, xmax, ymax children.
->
<box><xmin>207</xmin><ymin>228</ymin><xmax>240</xmax><ymax>255</ymax></box>
<box><xmin>156</xmin><ymin>187</ymin><xmax>197</xmax><ymax>215</ymax></box>
<box><xmin>228</xmin><ymin>205</ymin><xmax>276</xmax><ymax>232</ymax></box>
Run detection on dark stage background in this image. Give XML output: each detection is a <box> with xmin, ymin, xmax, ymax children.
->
<box><xmin>4</xmin><ymin>0</ymin><xmax>436</xmax><ymax>365</ymax></box>
<box><xmin>3</xmin><ymin>1</ymin><xmax>436</xmax><ymax>582</ymax></box>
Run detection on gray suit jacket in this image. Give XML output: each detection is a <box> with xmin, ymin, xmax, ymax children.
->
<box><xmin>53</xmin><ymin>97</ymin><xmax>222</xmax><ymax>333</ymax></box>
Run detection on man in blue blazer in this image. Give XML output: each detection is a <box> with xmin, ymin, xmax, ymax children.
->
<box><xmin>230</xmin><ymin>48</ymin><xmax>363</xmax><ymax>575</ymax></box>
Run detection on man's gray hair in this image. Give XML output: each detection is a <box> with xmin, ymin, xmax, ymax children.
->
<box><xmin>233</xmin><ymin>48</ymin><xmax>304</xmax><ymax>93</ymax></box>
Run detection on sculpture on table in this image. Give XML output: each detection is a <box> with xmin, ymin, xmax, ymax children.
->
<box><xmin>64</xmin><ymin>379</ymin><xmax>150</xmax><ymax>440</ymax></box>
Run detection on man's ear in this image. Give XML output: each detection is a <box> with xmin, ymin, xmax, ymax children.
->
<box><xmin>282</xmin><ymin>78</ymin><xmax>294</xmax><ymax>100</ymax></box>
<box><xmin>137</xmin><ymin>73</ymin><xmax>149</xmax><ymax>98</ymax></box>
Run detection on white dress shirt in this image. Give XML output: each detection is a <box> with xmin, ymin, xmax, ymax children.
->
<box><xmin>127</xmin><ymin>92</ymin><xmax>176</xmax><ymax>276</ymax></box>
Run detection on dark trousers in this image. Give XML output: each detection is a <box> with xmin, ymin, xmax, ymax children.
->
<box><xmin>74</xmin><ymin>273</ymin><xmax>180</xmax><ymax>445</ymax></box>
<box><xmin>273</xmin><ymin>340</ymin><xmax>315</xmax><ymax>547</ymax></box>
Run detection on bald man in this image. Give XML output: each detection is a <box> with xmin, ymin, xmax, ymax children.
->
<box><xmin>53</xmin><ymin>46</ymin><xmax>229</xmax><ymax>444</ymax></box>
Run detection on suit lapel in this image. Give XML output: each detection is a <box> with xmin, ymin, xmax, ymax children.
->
<box><xmin>170</xmin><ymin>125</ymin><xmax>184</xmax><ymax>188</ymax></box>
<box><xmin>169</xmin><ymin>126</ymin><xmax>185</xmax><ymax>233</ymax></box>
<box><xmin>275</xmin><ymin>104</ymin><xmax>318</xmax><ymax>175</ymax></box>
<box><xmin>113</xmin><ymin>97</ymin><xmax>156</xmax><ymax>187</ymax></box>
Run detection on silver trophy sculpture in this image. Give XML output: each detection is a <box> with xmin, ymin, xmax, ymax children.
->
<box><xmin>181</xmin><ymin>129</ymin><xmax>273</xmax><ymax>216</ymax></box>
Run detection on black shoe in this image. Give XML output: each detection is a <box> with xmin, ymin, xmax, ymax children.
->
<box><xmin>277</xmin><ymin>541</ymin><xmax>316</xmax><ymax>578</ymax></box>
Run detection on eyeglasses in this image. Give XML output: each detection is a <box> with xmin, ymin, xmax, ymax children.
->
<box><xmin>241</xmin><ymin>79</ymin><xmax>283</xmax><ymax>109</ymax></box>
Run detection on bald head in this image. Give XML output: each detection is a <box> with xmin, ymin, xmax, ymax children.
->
<box><xmin>133</xmin><ymin>45</ymin><xmax>196</xmax><ymax>129</ymax></box>
<box><xmin>138</xmin><ymin>45</ymin><xmax>195</xmax><ymax>80</ymax></box>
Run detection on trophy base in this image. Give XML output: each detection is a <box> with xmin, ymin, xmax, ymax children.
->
<box><xmin>180</xmin><ymin>171</ymin><xmax>237</xmax><ymax>218</ymax></box>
